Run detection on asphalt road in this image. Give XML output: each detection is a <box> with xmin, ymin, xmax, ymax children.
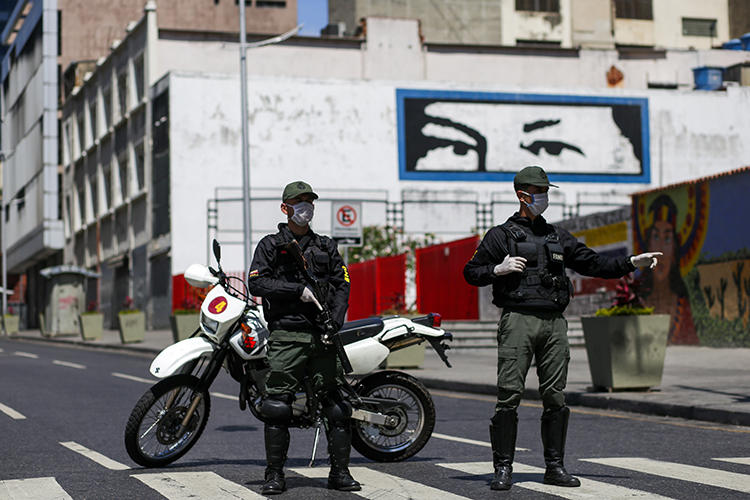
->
<box><xmin>1</xmin><ymin>337</ymin><xmax>749</xmax><ymax>499</ymax></box>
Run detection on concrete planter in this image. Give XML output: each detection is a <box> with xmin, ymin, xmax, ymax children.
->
<box><xmin>170</xmin><ymin>313</ymin><xmax>199</xmax><ymax>343</ymax></box>
<box><xmin>118</xmin><ymin>311</ymin><xmax>145</xmax><ymax>344</ymax></box>
<box><xmin>79</xmin><ymin>313</ymin><xmax>104</xmax><ymax>341</ymax></box>
<box><xmin>384</xmin><ymin>343</ymin><xmax>426</xmax><ymax>369</ymax></box>
<box><xmin>3</xmin><ymin>315</ymin><xmax>19</xmax><ymax>336</ymax></box>
<box><xmin>581</xmin><ymin>314</ymin><xmax>670</xmax><ymax>391</ymax></box>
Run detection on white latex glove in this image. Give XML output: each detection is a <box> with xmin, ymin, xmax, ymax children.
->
<box><xmin>493</xmin><ymin>255</ymin><xmax>527</xmax><ymax>276</ymax></box>
<box><xmin>630</xmin><ymin>252</ymin><xmax>663</xmax><ymax>269</ymax></box>
<box><xmin>300</xmin><ymin>287</ymin><xmax>323</xmax><ymax>310</ymax></box>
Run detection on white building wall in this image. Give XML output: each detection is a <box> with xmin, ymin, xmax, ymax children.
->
<box><xmin>166</xmin><ymin>71</ymin><xmax>750</xmax><ymax>277</ymax></box>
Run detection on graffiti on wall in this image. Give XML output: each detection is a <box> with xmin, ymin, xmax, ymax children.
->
<box><xmin>633</xmin><ymin>167</ymin><xmax>750</xmax><ymax>346</ymax></box>
<box><xmin>397</xmin><ymin>89</ymin><xmax>650</xmax><ymax>183</ymax></box>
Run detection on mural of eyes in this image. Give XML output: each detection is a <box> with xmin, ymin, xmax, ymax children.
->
<box><xmin>414</xmin><ymin>116</ymin><xmax>488</xmax><ymax>172</ymax></box>
<box><xmin>520</xmin><ymin>118</ymin><xmax>585</xmax><ymax>158</ymax></box>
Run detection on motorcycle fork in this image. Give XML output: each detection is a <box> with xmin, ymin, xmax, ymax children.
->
<box><xmin>175</xmin><ymin>347</ymin><xmax>228</xmax><ymax>439</ymax></box>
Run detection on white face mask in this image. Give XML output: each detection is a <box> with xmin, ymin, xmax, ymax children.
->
<box><xmin>289</xmin><ymin>201</ymin><xmax>314</xmax><ymax>226</ymax></box>
<box><xmin>520</xmin><ymin>191</ymin><xmax>549</xmax><ymax>216</ymax></box>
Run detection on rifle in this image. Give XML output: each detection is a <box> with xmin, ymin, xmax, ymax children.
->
<box><xmin>285</xmin><ymin>240</ymin><xmax>354</xmax><ymax>374</ymax></box>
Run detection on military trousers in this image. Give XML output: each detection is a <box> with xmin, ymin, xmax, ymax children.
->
<box><xmin>495</xmin><ymin>309</ymin><xmax>570</xmax><ymax>412</ymax></box>
<box><xmin>264</xmin><ymin>330</ymin><xmax>340</xmax><ymax>397</ymax></box>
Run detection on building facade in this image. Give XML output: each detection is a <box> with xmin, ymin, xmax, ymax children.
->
<box><xmin>1</xmin><ymin>0</ymin><xmax>297</xmax><ymax>327</ymax></box>
<box><xmin>329</xmin><ymin>0</ymin><xmax>731</xmax><ymax>50</ymax></box>
<box><xmin>61</xmin><ymin>11</ymin><xmax>750</xmax><ymax>329</ymax></box>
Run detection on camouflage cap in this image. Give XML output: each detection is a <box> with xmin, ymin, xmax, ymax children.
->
<box><xmin>514</xmin><ymin>166</ymin><xmax>559</xmax><ymax>188</ymax></box>
<box><xmin>282</xmin><ymin>181</ymin><xmax>319</xmax><ymax>202</ymax></box>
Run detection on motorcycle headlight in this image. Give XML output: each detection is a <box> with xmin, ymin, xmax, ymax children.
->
<box><xmin>200</xmin><ymin>313</ymin><xmax>219</xmax><ymax>335</ymax></box>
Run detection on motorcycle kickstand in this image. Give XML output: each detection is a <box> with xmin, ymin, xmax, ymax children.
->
<box><xmin>309</xmin><ymin>423</ymin><xmax>322</xmax><ymax>467</ymax></box>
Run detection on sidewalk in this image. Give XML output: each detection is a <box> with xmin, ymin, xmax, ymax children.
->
<box><xmin>7</xmin><ymin>328</ymin><xmax>750</xmax><ymax>427</ymax></box>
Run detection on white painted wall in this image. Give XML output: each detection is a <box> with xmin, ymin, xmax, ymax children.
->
<box><xmin>167</xmin><ymin>71</ymin><xmax>750</xmax><ymax>277</ymax></box>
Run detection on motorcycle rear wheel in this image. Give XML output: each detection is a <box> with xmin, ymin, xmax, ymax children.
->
<box><xmin>124</xmin><ymin>375</ymin><xmax>211</xmax><ymax>467</ymax></box>
<box><xmin>351</xmin><ymin>371</ymin><xmax>435</xmax><ymax>462</ymax></box>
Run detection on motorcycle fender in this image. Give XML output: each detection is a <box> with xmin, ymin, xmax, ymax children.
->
<box><xmin>344</xmin><ymin>337</ymin><xmax>390</xmax><ymax>375</ymax></box>
<box><xmin>149</xmin><ymin>337</ymin><xmax>215</xmax><ymax>378</ymax></box>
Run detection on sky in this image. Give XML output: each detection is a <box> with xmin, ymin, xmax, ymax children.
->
<box><xmin>297</xmin><ymin>0</ymin><xmax>328</xmax><ymax>36</ymax></box>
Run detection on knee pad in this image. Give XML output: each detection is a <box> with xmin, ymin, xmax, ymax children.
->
<box><xmin>491</xmin><ymin>408</ymin><xmax>518</xmax><ymax>427</ymax></box>
<box><xmin>322</xmin><ymin>396</ymin><xmax>352</xmax><ymax>426</ymax></box>
<box><xmin>260</xmin><ymin>394</ymin><xmax>293</xmax><ymax>424</ymax></box>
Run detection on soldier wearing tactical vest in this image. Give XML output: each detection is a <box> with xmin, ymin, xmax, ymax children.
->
<box><xmin>247</xmin><ymin>181</ymin><xmax>360</xmax><ymax>495</ymax></box>
<box><xmin>463</xmin><ymin>166</ymin><xmax>662</xmax><ymax>491</ymax></box>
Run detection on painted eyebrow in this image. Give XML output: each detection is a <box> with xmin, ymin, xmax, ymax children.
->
<box><xmin>523</xmin><ymin>119</ymin><xmax>561</xmax><ymax>132</ymax></box>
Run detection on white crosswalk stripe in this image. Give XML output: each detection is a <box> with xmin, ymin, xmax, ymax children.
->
<box><xmin>0</xmin><ymin>477</ymin><xmax>72</xmax><ymax>499</ymax></box>
<box><xmin>582</xmin><ymin>457</ymin><xmax>750</xmax><ymax>494</ymax></box>
<box><xmin>431</xmin><ymin>432</ymin><xmax>530</xmax><ymax>451</ymax></box>
<box><xmin>714</xmin><ymin>457</ymin><xmax>750</xmax><ymax>466</ymax></box>
<box><xmin>291</xmin><ymin>466</ymin><xmax>471</xmax><ymax>499</ymax></box>
<box><xmin>59</xmin><ymin>441</ymin><xmax>129</xmax><ymax>470</ymax></box>
<box><xmin>132</xmin><ymin>471</ymin><xmax>265</xmax><ymax>499</ymax></box>
<box><xmin>439</xmin><ymin>461</ymin><xmax>672</xmax><ymax>499</ymax></box>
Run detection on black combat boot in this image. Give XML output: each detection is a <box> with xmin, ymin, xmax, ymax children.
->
<box><xmin>326</xmin><ymin>425</ymin><xmax>362</xmax><ymax>491</ymax></box>
<box><xmin>489</xmin><ymin>408</ymin><xmax>518</xmax><ymax>490</ymax></box>
<box><xmin>540</xmin><ymin>407</ymin><xmax>581</xmax><ymax>487</ymax></box>
<box><xmin>262</xmin><ymin>424</ymin><xmax>290</xmax><ymax>495</ymax></box>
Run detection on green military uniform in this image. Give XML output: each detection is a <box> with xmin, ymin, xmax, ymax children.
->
<box><xmin>464</xmin><ymin>166</ymin><xmax>636</xmax><ymax>491</ymax></box>
<box><xmin>247</xmin><ymin>180</ymin><xmax>360</xmax><ymax>495</ymax></box>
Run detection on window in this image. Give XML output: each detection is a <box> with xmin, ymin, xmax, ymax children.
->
<box><xmin>515</xmin><ymin>0</ymin><xmax>558</xmax><ymax>12</ymax></box>
<box><xmin>117</xmin><ymin>70</ymin><xmax>128</xmax><ymax>119</ymax></box>
<box><xmin>102</xmin><ymin>164</ymin><xmax>112</xmax><ymax>210</ymax></box>
<box><xmin>614</xmin><ymin>0</ymin><xmax>653</xmax><ymax>20</ymax></box>
<box><xmin>133</xmin><ymin>55</ymin><xmax>145</xmax><ymax>103</ymax></box>
<box><xmin>134</xmin><ymin>142</ymin><xmax>145</xmax><ymax>192</ymax></box>
<box><xmin>77</xmin><ymin>183</ymin><xmax>86</xmax><ymax>226</ymax></box>
<box><xmin>77</xmin><ymin>112</ymin><xmax>85</xmax><ymax>154</ymax></box>
<box><xmin>63</xmin><ymin>120</ymin><xmax>73</xmax><ymax>165</ymax></box>
<box><xmin>88</xmin><ymin>98</ymin><xmax>98</xmax><ymax>141</ymax></box>
<box><xmin>256</xmin><ymin>0</ymin><xmax>286</xmax><ymax>7</ymax></box>
<box><xmin>118</xmin><ymin>153</ymin><xmax>129</xmax><ymax>202</ymax></box>
<box><xmin>682</xmin><ymin>18</ymin><xmax>717</xmax><ymax>37</ymax></box>
<box><xmin>89</xmin><ymin>173</ymin><xmax>98</xmax><ymax>217</ymax></box>
<box><xmin>102</xmin><ymin>87</ymin><xmax>112</xmax><ymax>130</ymax></box>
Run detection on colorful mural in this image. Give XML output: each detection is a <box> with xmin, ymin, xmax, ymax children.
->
<box><xmin>632</xmin><ymin>167</ymin><xmax>750</xmax><ymax>346</ymax></box>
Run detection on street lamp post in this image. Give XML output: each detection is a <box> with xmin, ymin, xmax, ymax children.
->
<box><xmin>237</xmin><ymin>3</ymin><xmax>301</xmax><ymax>272</ymax></box>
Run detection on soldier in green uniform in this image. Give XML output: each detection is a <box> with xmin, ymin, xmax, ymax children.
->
<box><xmin>247</xmin><ymin>181</ymin><xmax>360</xmax><ymax>495</ymax></box>
<box><xmin>463</xmin><ymin>166</ymin><xmax>662</xmax><ymax>491</ymax></box>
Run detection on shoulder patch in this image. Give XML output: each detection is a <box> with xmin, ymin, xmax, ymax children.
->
<box><xmin>342</xmin><ymin>265</ymin><xmax>350</xmax><ymax>283</ymax></box>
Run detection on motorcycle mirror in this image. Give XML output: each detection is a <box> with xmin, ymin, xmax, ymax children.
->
<box><xmin>213</xmin><ymin>239</ymin><xmax>221</xmax><ymax>263</ymax></box>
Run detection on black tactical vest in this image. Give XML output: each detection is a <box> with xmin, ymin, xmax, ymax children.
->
<box><xmin>496</xmin><ymin>222</ymin><xmax>573</xmax><ymax>311</ymax></box>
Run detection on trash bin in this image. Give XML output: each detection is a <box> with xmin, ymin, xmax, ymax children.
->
<box><xmin>692</xmin><ymin>66</ymin><xmax>724</xmax><ymax>91</ymax></box>
<box><xmin>39</xmin><ymin>265</ymin><xmax>100</xmax><ymax>336</ymax></box>
<box><xmin>741</xmin><ymin>33</ymin><xmax>750</xmax><ymax>50</ymax></box>
<box><xmin>722</xmin><ymin>38</ymin><xmax>743</xmax><ymax>50</ymax></box>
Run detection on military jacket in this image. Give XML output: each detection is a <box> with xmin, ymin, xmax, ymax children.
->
<box><xmin>247</xmin><ymin>224</ymin><xmax>350</xmax><ymax>336</ymax></box>
<box><xmin>463</xmin><ymin>213</ymin><xmax>635</xmax><ymax>312</ymax></box>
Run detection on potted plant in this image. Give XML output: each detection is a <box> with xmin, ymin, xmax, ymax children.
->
<box><xmin>118</xmin><ymin>296</ymin><xmax>145</xmax><ymax>344</ymax></box>
<box><xmin>79</xmin><ymin>300</ymin><xmax>103</xmax><ymax>341</ymax></box>
<box><xmin>4</xmin><ymin>305</ymin><xmax>19</xmax><ymax>336</ymax></box>
<box><xmin>581</xmin><ymin>274</ymin><xmax>670</xmax><ymax>391</ymax></box>
<box><xmin>170</xmin><ymin>297</ymin><xmax>200</xmax><ymax>343</ymax></box>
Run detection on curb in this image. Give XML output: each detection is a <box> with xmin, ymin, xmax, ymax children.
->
<box><xmin>418</xmin><ymin>377</ymin><xmax>750</xmax><ymax>428</ymax></box>
<box><xmin>9</xmin><ymin>335</ymin><xmax>163</xmax><ymax>356</ymax></box>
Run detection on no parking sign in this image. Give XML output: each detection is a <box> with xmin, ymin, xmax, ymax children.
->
<box><xmin>331</xmin><ymin>201</ymin><xmax>362</xmax><ymax>246</ymax></box>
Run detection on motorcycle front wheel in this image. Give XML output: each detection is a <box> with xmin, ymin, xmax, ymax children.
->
<box><xmin>351</xmin><ymin>371</ymin><xmax>435</xmax><ymax>462</ymax></box>
<box><xmin>124</xmin><ymin>374</ymin><xmax>211</xmax><ymax>467</ymax></box>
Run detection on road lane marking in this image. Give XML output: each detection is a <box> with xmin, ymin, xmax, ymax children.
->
<box><xmin>112</xmin><ymin>372</ymin><xmax>156</xmax><ymax>384</ymax></box>
<box><xmin>59</xmin><ymin>441</ymin><xmax>129</xmax><ymax>470</ymax></box>
<box><xmin>438</xmin><ymin>461</ymin><xmax>672</xmax><ymax>499</ymax></box>
<box><xmin>0</xmin><ymin>477</ymin><xmax>72</xmax><ymax>499</ymax></box>
<box><xmin>0</xmin><ymin>402</ymin><xmax>26</xmax><ymax>420</ymax></box>
<box><xmin>432</xmin><ymin>432</ymin><xmax>529</xmax><ymax>451</ymax></box>
<box><xmin>582</xmin><ymin>457</ymin><xmax>750</xmax><ymax>494</ymax></box>
<box><xmin>292</xmin><ymin>466</ymin><xmax>471</xmax><ymax>499</ymax></box>
<box><xmin>53</xmin><ymin>360</ymin><xmax>86</xmax><ymax>370</ymax></box>
<box><xmin>714</xmin><ymin>457</ymin><xmax>750</xmax><ymax>466</ymax></box>
<box><xmin>133</xmin><ymin>471</ymin><xmax>265</xmax><ymax>499</ymax></box>
<box><xmin>13</xmin><ymin>351</ymin><xmax>38</xmax><ymax>359</ymax></box>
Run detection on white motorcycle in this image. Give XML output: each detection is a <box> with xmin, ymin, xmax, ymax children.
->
<box><xmin>124</xmin><ymin>240</ymin><xmax>453</xmax><ymax>468</ymax></box>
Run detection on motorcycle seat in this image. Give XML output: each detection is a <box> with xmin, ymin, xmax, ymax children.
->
<box><xmin>338</xmin><ymin>317</ymin><xmax>384</xmax><ymax>345</ymax></box>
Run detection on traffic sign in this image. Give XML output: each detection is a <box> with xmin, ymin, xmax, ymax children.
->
<box><xmin>331</xmin><ymin>201</ymin><xmax>362</xmax><ymax>246</ymax></box>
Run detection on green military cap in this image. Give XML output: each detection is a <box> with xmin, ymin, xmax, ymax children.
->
<box><xmin>282</xmin><ymin>180</ymin><xmax>319</xmax><ymax>202</ymax></box>
<box><xmin>514</xmin><ymin>166</ymin><xmax>559</xmax><ymax>188</ymax></box>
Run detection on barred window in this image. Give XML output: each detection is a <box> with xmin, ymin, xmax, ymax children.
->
<box><xmin>682</xmin><ymin>18</ymin><xmax>717</xmax><ymax>37</ymax></box>
<box><xmin>614</xmin><ymin>0</ymin><xmax>653</xmax><ymax>20</ymax></box>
